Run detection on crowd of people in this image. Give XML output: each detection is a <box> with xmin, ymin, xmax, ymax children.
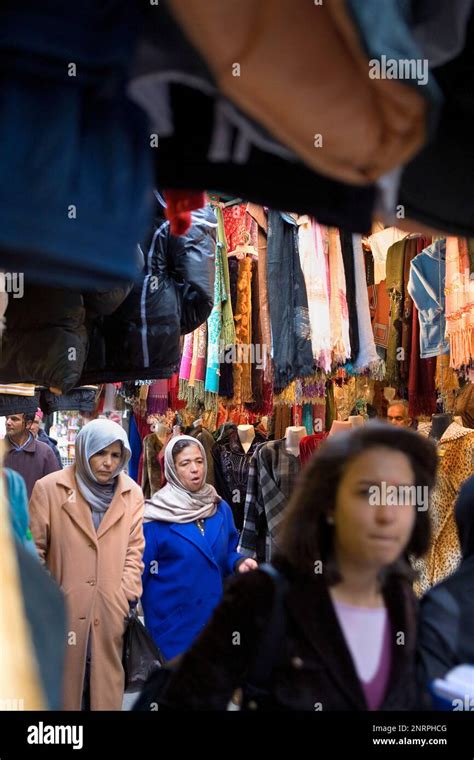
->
<box><xmin>3</xmin><ymin>407</ymin><xmax>473</xmax><ymax>711</ymax></box>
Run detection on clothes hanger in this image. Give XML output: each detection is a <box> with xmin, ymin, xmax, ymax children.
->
<box><xmin>228</xmin><ymin>229</ymin><xmax>258</xmax><ymax>258</ymax></box>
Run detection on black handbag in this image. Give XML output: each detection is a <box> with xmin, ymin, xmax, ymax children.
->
<box><xmin>123</xmin><ymin>607</ymin><xmax>165</xmax><ymax>693</ymax></box>
<box><xmin>132</xmin><ymin>564</ymin><xmax>288</xmax><ymax>710</ymax></box>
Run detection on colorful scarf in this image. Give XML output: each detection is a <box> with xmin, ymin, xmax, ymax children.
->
<box><xmin>328</xmin><ymin>227</ymin><xmax>351</xmax><ymax>366</ymax></box>
<box><xmin>445</xmin><ymin>237</ymin><xmax>474</xmax><ymax>368</ymax></box>
<box><xmin>296</xmin><ymin>217</ymin><xmax>331</xmax><ymax>372</ymax></box>
<box><xmin>205</xmin><ymin>240</ymin><xmax>225</xmax><ymax>394</ymax></box>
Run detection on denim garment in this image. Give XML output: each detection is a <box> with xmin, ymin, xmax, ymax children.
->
<box><xmin>0</xmin><ymin>1</ymin><xmax>153</xmax><ymax>290</ymax></box>
<box><xmin>407</xmin><ymin>239</ymin><xmax>449</xmax><ymax>358</ymax></box>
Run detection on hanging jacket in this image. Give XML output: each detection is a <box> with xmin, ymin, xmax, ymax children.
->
<box><xmin>407</xmin><ymin>239</ymin><xmax>449</xmax><ymax>359</ymax></box>
<box><xmin>80</xmin><ymin>197</ymin><xmax>216</xmax><ymax>384</ymax></box>
<box><xmin>0</xmin><ymin>0</ymin><xmax>153</xmax><ymax>291</ymax></box>
<box><xmin>0</xmin><ymin>284</ymin><xmax>131</xmax><ymax>393</ymax></box>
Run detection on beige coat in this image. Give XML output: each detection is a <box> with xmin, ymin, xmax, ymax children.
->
<box><xmin>29</xmin><ymin>466</ymin><xmax>144</xmax><ymax>710</ymax></box>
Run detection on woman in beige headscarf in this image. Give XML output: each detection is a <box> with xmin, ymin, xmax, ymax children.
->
<box><xmin>141</xmin><ymin>435</ymin><xmax>256</xmax><ymax>661</ymax></box>
<box><xmin>29</xmin><ymin>418</ymin><xmax>144</xmax><ymax>710</ymax></box>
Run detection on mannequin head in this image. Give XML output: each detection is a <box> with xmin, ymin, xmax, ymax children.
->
<box><xmin>277</xmin><ymin>423</ymin><xmax>438</xmax><ymax>582</ymax></box>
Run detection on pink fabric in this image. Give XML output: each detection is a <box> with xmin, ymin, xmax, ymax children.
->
<box><xmin>333</xmin><ymin>601</ymin><xmax>391</xmax><ymax>710</ymax></box>
<box><xmin>179</xmin><ymin>332</ymin><xmax>194</xmax><ymax>381</ymax></box>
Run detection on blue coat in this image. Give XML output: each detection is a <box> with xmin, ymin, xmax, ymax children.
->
<box><xmin>141</xmin><ymin>500</ymin><xmax>242</xmax><ymax>660</ymax></box>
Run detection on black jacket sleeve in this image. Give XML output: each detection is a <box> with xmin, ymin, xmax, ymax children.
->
<box><xmin>417</xmin><ymin>586</ymin><xmax>459</xmax><ymax>693</ymax></box>
<box><xmin>169</xmin><ymin>205</ymin><xmax>216</xmax><ymax>334</ymax></box>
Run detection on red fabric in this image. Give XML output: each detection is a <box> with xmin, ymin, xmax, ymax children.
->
<box><xmin>163</xmin><ymin>190</ymin><xmax>206</xmax><ymax>236</ymax></box>
<box><xmin>299</xmin><ymin>433</ymin><xmax>328</xmax><ymax>466</ymax></box>
<box><xmin>407</xmin><ymin>236</ymin><xmax>437</xmax><ymax>419</ymax></box>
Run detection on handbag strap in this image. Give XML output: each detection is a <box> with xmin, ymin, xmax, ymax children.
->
<box><xmin>245</xmin><ymin>563</ymin><xmax>288</xmax><ymax>690</ymax></box>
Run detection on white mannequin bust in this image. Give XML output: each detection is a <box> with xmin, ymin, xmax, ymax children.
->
<box><xmin>151</xmin><ymin>422</ymin><xmax>170</xmax><ymax>444</ymax></box>
<box><xmin>237</xmin><ymin>424</ymin><xmax>256</xmax><ymax>453</ymax></box>
<box><xmin>284</xmin><ymin>426</ymin><xmax>306</xmax><ymax>457</ymax></box>
<box><xmin>348</xmin><ymin>415</ymin><xmax>364</xmax><ymax>428</ymax></box>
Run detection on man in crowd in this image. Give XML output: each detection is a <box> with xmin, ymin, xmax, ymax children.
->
<box><xmin>387</xmin><ymin>399</ymin><xmax>415</xmax><ymax>429</ymax></box>
<box><xmin>30</xmin><ymin>408</ymin><xmax>62</xmax><ymax>469</ymax></box>
<box><xmin>4</xmin><ymin>412</ymin><xmax>61</xmax><ymax>497</ymax></box>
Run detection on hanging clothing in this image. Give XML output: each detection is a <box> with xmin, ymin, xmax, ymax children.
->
<box><xmin>368</xmin><ymin>227</ymin><xmax>408</xmax><ymax>285</ymax></box>
<box><xmin>266</xmin><ymin>211</ymin><xmax>313</xmax><ymax>390</ymax></box>
<box><xmin>232</xmin><ymin>256</ymin><xmax>253</xmax><ymax>405</ymax></box>
<box><xmin>168</xmin><ymin>0</ymin><xmax>432</xmax><ymax>186</ymax></box>
<box><xmin>339</xmin><ymin>231</ymin><xmax>360</xmax><ymax>363</ymax></box>
<box><xmin>413</xmin><ymin>423</ymin><xmax>474</xmax><ymax>596</ymax></box>
<box><xmin>328</xmin><ymin>227</ymin><xmax>351</xmax><ymax>366</ymax></box>
<box><xmin>299</xmin><ymin>433</ymin><xmax>329</xmax><ymax>466</ymax></box>
<box><xmin>247</xmin><ymin>203</ymin><xmax>272</xmax><ymax>383</ymax></box>
<box><xmin>296</xmin><ymin>217</ymin><xmax>331</xmax><ymax>371</ymax></box>
<box><xmin>407</xmin><ymin>239</ymin><xmax>449</xmax><ymax>359</ymax></box>
<box><xmin>205</xmin><ymin>239</ymin><xmax>226</xmax><ymax>394</ymax></box>
<box><xmin>385</xmin><ymin>238</ymin><xmax>406</xmax><ymax>383</ymax></box>
<box><xmin>141</xmin><ymin>434</ymin><xmax>164</xmax><ymax>499</ymax></box>
<box><xmin>239</xmin><ymin>439</ymin><xmax>301</xmax><ymax>562</ymax></box>
<box><xmin>0</xmin><ymin>1</ymin><xmax>153</xmax><ymax>292</ymax></box>
<box><xmin>445</xmin><ymin>237</ymin><xmax>474</xmax><ymax>369</ymax></box>
<box><xmin>408</xmin><ymin>303</ymin><xmax>437</xmax><ymax>418</ymax></box>
<box><xmin>212</xmin><ymin>428</ymin><xmax>267</xmax><ymax>532</ymax></box>
<box><xmin>353</xmin><ymin>234</ymin><xmax>382</xmax><ymax>374</ymax></box>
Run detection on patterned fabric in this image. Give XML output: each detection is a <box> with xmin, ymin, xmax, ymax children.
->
<box><xmin>232</xmin><ymin>256</ymin><xmax>253</xmax><ymax>405</ymax></box>
<box><xmin>216</xmin><ymin>205</ymin><xmax>236</xmax><ymax>347</ymax></box>
<box><xmin>266</xmin><ymin>210</ymin><xmax>313</xmax><ymax>390</ymax></box>
<box><xmin>445</xmin><ymin>237</ymin><xmax>474</xmax><ymax>369</ymax></box>
<box><xmin>238</xmin><ymin>439</ymin><xmax>301</xmax><ymax>562</ymax></box>
<box><xmin>328</xmin><ymin>227</ymin><xmax>351</xmax><ymax>366</ymax></box>
<box><xmin>296</xmin><ymin>216</ymin><xmax>331</xmax><ymax>371</ymax></box>
<box><xmin>413</xmin><ymin>423</ymin><xmax>474</xmax><ymax>596</ymax></box>
<box><xmin>205</xmin><ymin>241</ymin><xmax>225</xmax><ymax>394</ymax></box>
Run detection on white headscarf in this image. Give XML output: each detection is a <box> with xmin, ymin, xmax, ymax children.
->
<box><xmin>74</xmin><ymin>419</ymin><xmax>131</xmax><ymax>530</ymax></box>
<box><xmin>144</xmin><ymin>435</ymin><xmax>220</xmax><ymax>523</ymax></box>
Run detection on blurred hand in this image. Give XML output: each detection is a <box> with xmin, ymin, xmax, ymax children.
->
<box><xmin>237</xmin><ymin>558</ymin><xmax>258</xmax><ymax>573</ymax></box>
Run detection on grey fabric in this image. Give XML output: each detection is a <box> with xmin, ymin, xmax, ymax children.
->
<box><xmin>239</xmin><ymin>439</ymin><xmax>301</xmax><ymax>562</ymax></box>
<box><xmin>74</xmin><ymin>419</ymin><xmax>131</xmax><ymax>530</ymax></box>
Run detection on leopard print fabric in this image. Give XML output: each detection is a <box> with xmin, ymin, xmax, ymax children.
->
<box><xmin>413</xmin><ymin>423</ymin><xmax>474</xmax><ymax>597</ymax></box>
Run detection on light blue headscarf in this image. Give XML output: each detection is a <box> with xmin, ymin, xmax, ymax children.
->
<box><xmin>74</xmin><ymin>419</ymin><xmax>131</xmax><ymax>530</ymax></box>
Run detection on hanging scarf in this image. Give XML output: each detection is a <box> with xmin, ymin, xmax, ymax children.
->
<box><xmin>445</xmin><ymin>236</ymin><xmax>474</xmax><ymax>369</ymax></box>
<box><xmin>205</xmin><ymin>240</ymin><xmax>225</xmax><ymax>394</ymax></box>
<box><xmin>216</xmin><ymin>205</ymin><xmax>236</xmax><ymax>347</ymax></box>
<box><xmin>328</xmin><ymin>227</ymin><xmax>351</xmax><ymax>366</ymax></box>
<box><xmin>143</xmin><ymin>435</ymin><xmax>220</xmax><ymax>523</ymax></box>
<box><xmin>178</xmin><ymin>331</ymin><xmax>194</xmax><ymax>400</ymax></box>
<box><xmin>296</xmin><ymin>217</ymin><xmax>331</xmax><ymax>372</ymax></box>
<box><xmin>74</xmin><ymin>419</ymin><xmax>131</xmax><ymax>530</ymax></box>
<box><xmin>385</xmin><ymin>237</ymin><xmax>406</xmax><ymax>383</ymax></box>
<box><xmin>232</xmin><ymin>256</ymin><xmax>253</xmax><ymax>405</ymax></box>
<box><xmin>352</xmin><ymin>234</ymin><xmax>384</xmax><ymax>377</ymax></box>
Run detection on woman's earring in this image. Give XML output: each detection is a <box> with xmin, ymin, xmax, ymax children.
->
<box><xmin>326</xmin><ymin>514</ymin><xmax>334</xmax><ymax>525</ymax></box>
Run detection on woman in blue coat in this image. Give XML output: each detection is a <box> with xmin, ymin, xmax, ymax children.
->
<box><xmin>141</xmin><ymin>435</ymin><xmax>257</xmax><ymax>660</ymax></box>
